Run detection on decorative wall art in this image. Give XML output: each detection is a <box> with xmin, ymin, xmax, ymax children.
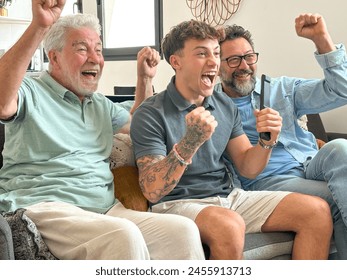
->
<box><xmin>186</xmin><ymin>0</ymin><xmax>243</xmax><ymax>26</ymax></box>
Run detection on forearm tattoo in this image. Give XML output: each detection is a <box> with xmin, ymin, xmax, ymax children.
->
<box><xmin>137</xmin><ymin>153</ymin><xmax>184</xmax><ymax>202</ymax></box>
<box><xmin>179</xmin><ymin>118</ymin><xmax>211</xmax><ymax>159</ymax></box>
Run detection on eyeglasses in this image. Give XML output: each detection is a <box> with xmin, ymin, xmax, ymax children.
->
<box><xmin>221</xmin><ymin>52</ymin><xmax>259</xmax><ymax>68</ymax></box>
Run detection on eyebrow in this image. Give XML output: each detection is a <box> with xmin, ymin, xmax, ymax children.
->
<box><xmin>193</xmin><ymin>45</ymin><xmax>220</xmax><ymax>51</ymax></box>
<box><xmin>72</xmin><ymin>40</ymin><xmax>102</xmax><ymax>48</ymax></box>
<box><xmin>229</xmin><ymin>50</ymin><xmax>254</xmax><ymax>56</ymax></box>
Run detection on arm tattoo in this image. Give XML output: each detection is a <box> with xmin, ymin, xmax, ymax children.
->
<box><xmin>137</xmin><ymin>152</ymin><xmax>186</xmax><ymax>202</ymax></box>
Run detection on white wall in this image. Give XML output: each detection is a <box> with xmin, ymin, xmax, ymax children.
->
<box><xmin>3</xmin><ymin>1</ymin><xmax>346</xmax><ymax>132</ymax></box>
<box><xmin>70</xmin><ymin>1</ymin><xmax>347</xmax><ymax>133</ymax></box>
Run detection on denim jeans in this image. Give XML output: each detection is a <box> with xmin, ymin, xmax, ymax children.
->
<box><xmin>305</xmin><ymin>138</ymin><xmax>347</xmax><ymax>259</ymax></box>
<box><xmin>249</xmin><ymin>168</ymin><xmax>347</xmax><ymax>260</ymax></box>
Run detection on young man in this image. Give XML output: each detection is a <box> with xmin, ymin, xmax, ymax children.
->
<box><xmin>130</xmin><ymin>19</ymin><xmax>333</xmax><ymax>260</ymax></box>
<box><xmin>216</xmin><ymin>13</ymin><xmax>347</xmax><ymax>259</ymax></box>
<box><xmin>0</xmin><ymin>0</ymin><xmax>205</xmax><ymax>260</ymax></box>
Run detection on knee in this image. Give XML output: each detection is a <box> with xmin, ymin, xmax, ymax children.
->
<box><xmin>224</xmin><ymin>212</ymin><xmax>246</xmax><ymax>235</ymax></box>
<box><xmin>161</xmin><ymin>215</ymin><xmax>202</xmax><ymax>244</ymax></box>
<box><xmin>324</xmin><ymin>139</ymin><xmax>347</xmax><ymax>157</ymax></box>
<box><xmin>111</xmin><ymin>220</ymin><xmax>146</xmax><ymax>245</ymax></box>
<box><xmin>197</xmin><ymin>208</ymin><xmax>246</xmax><ymax>243</ymax></box>
<box><xmin>304</xmin><ymin>197</ymin><xmax>333</xmax><ymax>230</ymax></box>
<box><xmin>199</xmin><ymin>209</ymin><xmax>245</xmax><ymax>259</ymax></box>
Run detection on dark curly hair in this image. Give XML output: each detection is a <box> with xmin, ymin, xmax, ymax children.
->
<box><xmin>161</xmin><ymin>19</ymin><xmax>225</xmax><ymax>64</ymax></box>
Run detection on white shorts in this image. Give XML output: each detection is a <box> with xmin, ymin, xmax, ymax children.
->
<box><xmin>151</xmin><ymin>188</ymin><xmax>291</xmax><ymax>233</ymax></box>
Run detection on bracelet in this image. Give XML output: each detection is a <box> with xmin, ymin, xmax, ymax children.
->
<box><xmin>258</xmin><ymin>138</ymin><xmax>277</xmax><ymax>149</ymax></box>
<box><xmin>172</xmin><ymin>144</ymin><xmax>192</xmax><ymax>166</ymax></box>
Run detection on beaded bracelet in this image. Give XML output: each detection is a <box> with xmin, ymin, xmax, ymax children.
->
<box><xmin>172</xmin><ymin>144</ymin><xmax>192</xmax><ymax>166</ymax></box>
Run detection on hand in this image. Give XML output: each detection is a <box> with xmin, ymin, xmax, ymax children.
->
<box><xmin>254</xmin><ymin>108</ymin><xmax>282</xmax><ymax>143</ymax></box>
<box><xmin>31</xmin><ymin>0</ymin><xmax>66</xmax><ymax>29</ymax></box>
<box><xmin>184</xmin><ymin>106</ymin><xmax>218</xmax><ymax>148</ymax></box>
<box><xmin>294</xmin><ymin>13</ymin><xmax>334</xmax><ymax>54</ymax></box>
<box><xmin>137</xmin><ymin>46</ymin><xmax>160</xmax><ymax>80</ymax></box>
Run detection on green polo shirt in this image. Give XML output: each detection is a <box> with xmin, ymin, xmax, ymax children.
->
<box><xmin>0</xmin><ymin>72</ymin><xmax>129</xmax><ymax>213</ymax></box>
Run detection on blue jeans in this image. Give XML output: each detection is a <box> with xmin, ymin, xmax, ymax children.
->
<box><xmin>304</xmin><ymin>138</ymin><xmax>347</xmax><ymax>259</ymax></box>
<box><xmin>248</xmin><ymin>168</ymin><xmax>347</xmax><ymax>259</ymax></box>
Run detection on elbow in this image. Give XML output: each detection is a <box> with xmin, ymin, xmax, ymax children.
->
<box><xmin>238</xmin><ymin>170</ymin><xmax>259</xmax><ymax>180</ymax></box>
<box><xmin>0</xmin><ymin>99</ymin><xmax>18</xmax><ymax>120</ymax></box>
<box><xmin>140</xmin><ymin>183</ymin><xmax>161</xmax><ymax>204</ymax></box>
<box><xmin>143</xmin><ymin>191</ymin><xmax>160</xmax><ymax>204</ymax></box>
<box><xmin>0</xmin><ymin>109</ymin><xmax>15</xmax><ymax>121</ymax></box>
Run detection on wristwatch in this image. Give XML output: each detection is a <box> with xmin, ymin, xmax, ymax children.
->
<box><xmin>258</xmin><ymin>138</ymin><xmax>277</xmax><ymax>149</ymax></box>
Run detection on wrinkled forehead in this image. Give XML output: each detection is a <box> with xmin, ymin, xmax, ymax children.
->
<box><xmin>65</xmin><ymin>27</ymin><xmax>102</xmax><ymax>46</ymax></box>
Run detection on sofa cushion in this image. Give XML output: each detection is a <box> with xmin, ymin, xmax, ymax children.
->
<box><xmin>244</xmin><ymin>232</ymin><xmax>294</xmax><ymax>260</ymax></box>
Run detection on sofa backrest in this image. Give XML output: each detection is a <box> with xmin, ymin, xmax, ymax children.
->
<box><xmin>306</xmin><ymin>114</ymin><xmax>329</xmax><ymax>143</ymax></box>
<box><xmin>0</xmin><ymin>113</ymin><xmax>328</xmax><ymax>169</ymax></box>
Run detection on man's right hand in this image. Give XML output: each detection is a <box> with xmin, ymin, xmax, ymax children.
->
<box><xmin>184</xmin><ymin>106</ymin><xmax>218</xmax><ymax>149</ymax></box>
<box><xmin>32</xmin><ymin>0</ymin><xmax>66</xmax><ymax>29</ymax></box>
<box><xmin>137</xmin><ymin>46</ymin><xmax>160</xmax><ymax>82</ymax></box>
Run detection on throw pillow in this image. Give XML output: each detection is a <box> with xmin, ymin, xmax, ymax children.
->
<box><xmin>110</xmin><ymin>133</ymin><xmax>135</xmax><ymax>169</ymax></box>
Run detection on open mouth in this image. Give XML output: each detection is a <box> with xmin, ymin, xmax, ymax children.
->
<box><xmin>201</xmin><ymin>72</ymin><xmax>216</xmax><ymax>86</ymax></box>
<box><xmin>233</xmin><ymin>69</ymin><xmax>253</xmax><ymax>79</ymax></box>
<box><xmin>81</xmin><ymin>70</ymin><xmax>98</xmax><ymax>78</ymax></box>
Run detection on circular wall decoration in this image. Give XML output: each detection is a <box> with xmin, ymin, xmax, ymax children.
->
<box><xmin>186</xmin><ymin>0</ymin><xmax>243</xmax><ymax>26</ymax></box>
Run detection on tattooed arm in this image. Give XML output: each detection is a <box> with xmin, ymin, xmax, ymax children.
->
<box><xmin>136</xmin><ymin>106</ymin><xmax>217</xmax><ymax>203</ymax></box>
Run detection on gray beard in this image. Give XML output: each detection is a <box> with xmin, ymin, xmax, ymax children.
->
<box><xmin>221</xmin><ymin>73</ymin><xmax>256</xmax><ymax>97</ymax></box>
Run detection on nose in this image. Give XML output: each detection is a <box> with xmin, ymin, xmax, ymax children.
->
<box><xmin>87</xmin><ymin>50</ymin><xmax>103</xmax><ymax>64</ymax></box>
<box><xmin>208</xmin><ymin>55</ymin><xmax>219</xmax><ymax>66</ymax></box>
<box><xmin>238</xmin><ymin>57</ymin><xmax>249</xmax><ymax>69</ymax></box>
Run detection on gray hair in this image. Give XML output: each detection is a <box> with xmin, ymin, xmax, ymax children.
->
<box><xmin>43</xmin><ymin>13</ymin><xmax>101</xmax><ymax>57</ymax></box>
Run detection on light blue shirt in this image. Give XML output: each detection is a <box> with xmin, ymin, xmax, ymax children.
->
<box><xmin>0</xmin><ymin>71</ymin><xmax>129</xmax><ymax>213</ymax></box>
<box><xmin>216</xmin><ymin>44</ymin><xmax>347</xmax><ymax>188</ymax></box>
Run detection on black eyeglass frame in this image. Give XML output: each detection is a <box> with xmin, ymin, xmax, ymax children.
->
<box><xmin>221</xmin><ymin>52</ymin><xmax>259</xmax><ymax>68</ymax></box>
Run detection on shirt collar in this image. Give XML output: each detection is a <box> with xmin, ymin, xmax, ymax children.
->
<box><xmin>167</xmin><ymin>76</ymin><xmax>215</xmax><ymax>112</ymax></box>
<box><xmin>253</xmin><ymin>77</ymin><xmax>261</xmax><ymax>96</ymax></box>
<box><xmin>39</xmin><ymin>71</ymin><xmax>93</xmax><ymax>102</ymax></box>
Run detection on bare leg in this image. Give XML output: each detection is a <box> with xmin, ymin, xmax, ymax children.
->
<box><xmin>195</xmin><ymin>206</ymin><xmax>245</xmax><ymax>260</ymax></box>
<box><xmin>262</xmin><ymin>193</ymin><xmax>333</xmax><ymax>259</ymax></box>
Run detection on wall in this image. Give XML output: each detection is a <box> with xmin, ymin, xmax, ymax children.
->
<box><xmin>4</xmin><ymin>0</ymin><xmax>346</xmax><ymax>133</ymax></box>
<box><xmin>84</xmin><ymin>0</ymin><xmax>347</xmax><ymax>133</ymax></box>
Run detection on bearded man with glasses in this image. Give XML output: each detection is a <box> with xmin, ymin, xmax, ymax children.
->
<box><xmin>216</xmin><ymin>13</ymin><xmax>347</xmax><ymax>259</ymax></box>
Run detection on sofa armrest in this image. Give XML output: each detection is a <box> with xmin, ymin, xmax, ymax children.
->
<box><xmin>0</xmin><ymin>214</ymin><xmax>14</xmax><ymax>260</ymax></box>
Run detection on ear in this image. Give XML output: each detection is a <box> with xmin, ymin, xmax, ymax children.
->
<box><xmin>169</xmin><ymin>54</ymin><xmax>181</xmax><ymax>71</ymax></box>
<box><xmin>48</xmin><ymin>50</ymin><xmax>59</xmax><ymax>68</ymax></box>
